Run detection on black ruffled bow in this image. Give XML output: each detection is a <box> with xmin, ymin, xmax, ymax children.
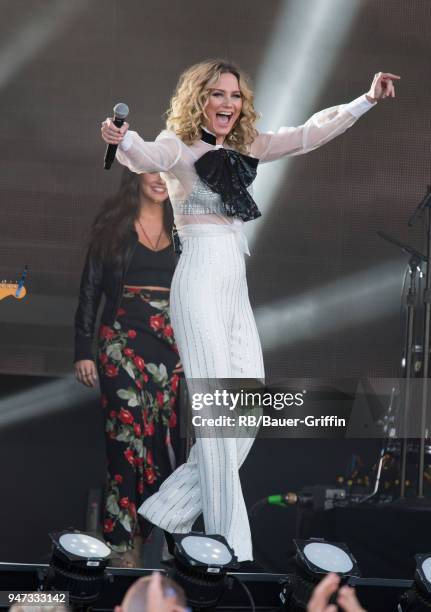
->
<box><xmin>194</xmin><ymin>148</ymin><xmax>261</xmax><ymax>222</ymax></box>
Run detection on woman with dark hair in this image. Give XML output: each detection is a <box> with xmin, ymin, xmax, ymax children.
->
<box><xmin>101</xmin><ymin>59</ymin><xmax>399</xmax><ymax>562</ymax></box>
<box><xmin>74</xmin><ymin>168</ymin><xmax>183</xmax><ymax>566</ymax></box>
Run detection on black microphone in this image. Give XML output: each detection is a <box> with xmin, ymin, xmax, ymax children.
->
<box><xmin>104</xmin><ymin>102</ymin><xmax>129</xmax><ymax>170</ymax></box>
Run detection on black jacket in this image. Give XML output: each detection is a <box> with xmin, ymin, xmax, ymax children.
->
<box><xmin>74</xmin><ymin>229</ymin><xmax>141</xmax><ymax>362</ymax></box>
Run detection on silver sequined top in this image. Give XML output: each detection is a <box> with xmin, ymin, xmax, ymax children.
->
<box><xmin>176</xmin><ymin>177</ymin><xmax>226</xmax><ymax>216</ymax></box>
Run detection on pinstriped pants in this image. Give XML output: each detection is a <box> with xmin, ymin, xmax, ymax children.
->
<box><xmin>138</xmin><ymin>226</ymin><xmax>265</xmax><ymax>562</ymax></box>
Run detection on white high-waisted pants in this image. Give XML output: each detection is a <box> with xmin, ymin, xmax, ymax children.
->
<box><xmin>138</xmin><ymin>224</ymin><xmax>265</xmax><ymax>561</ymax></box>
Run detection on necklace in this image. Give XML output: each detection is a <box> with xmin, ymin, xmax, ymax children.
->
<box><xmin>137</xmin><ymin>218</ymin><xmax>164</xmax><ymax>251</ymax></box>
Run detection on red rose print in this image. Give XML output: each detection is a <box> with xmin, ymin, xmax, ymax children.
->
<box><xmin>124</xmin><ymin>348</ymin><xmax>134</xmax><ymax>357</ymax></box>
<box><xmin>119</xmin><ymin>407</ymin><xmax>134</xmax><ymax>425</ymax></box>
<box><xmin>134</xmin><ymin>456</ymin><xmax>144</xmax><ymax>466</ymax></box>
<box><xmin>156</xmin><ymin>391</ymin><xmax>165</xmax><ymax>407</ymax></box>
<box><xmin>138</xmin><ymin>480</ymin><xmax>144</xmax><ymax>494</ymax></box>
<box><xmin>128</xmin><ymin>329</ymin><xmax>137</xmax><ymax>339</ymax></box>
<box><xmin>99</xmin><ymin>353</ymin><xmax>108</xmax><ymax>365</ymax></box>
<box><xmin>146</xmin><ymin>450</ymin><xmax>153</xmax><ymax>466</ymax></box>
<box><xmin>100</xmin><ymin>325</ymin><xmax>115</xmax><ymax>340</ymax></box>
<box><xmin>114</xmin><ymin>474</ymin><xmax>123</xmax><ymax>484</ymax></box>
<box><xmin>135</xmin><ymin>379</ymin><xmax>143</xmax><ymax>390</ymax></box>
<box><xmin>145</xmin><ymin>467</ymin><xmax>156</xmax><ymax>484</ymax></box>
<box><xmin>124</xmin><ymin>449</ymin><xmax>135</xmax><ymax>465</ymax></box>
<box><xmin>163</xmin><ymin>324</ymin><xmax>174</xmax><ymax>337</ymax></box>
<box><xmin>119</xmin><ymin>496</ymin><xmax>129</xmax><ymax>508</ymax></box>
<box><xmin>129</xmin><ymin>502</ymin><xmax>137</xmax><ymax>518</ymax></box>
<box><xmin>133</xmin><ymin>423</ymin><xmax>142</xmax><ymax>436</ymax></box>
<box><xmin>105</xmin><ymin>364</ymin><xmax>119</xmax><ymax>377</ymax></box>
<box><xmin>101</xmin><ymin>394</ymin><xmax>108</xmax><ymax>409</ymax></box>
<box><xmin>128</xmin><ymin>287</ymin><xmax>142</xmax><ymax>294</ymax></box>
<box><xmin>109</xmin><ymin>410</ymin><xmax>116</xmax><ymax>418</ymax></box>
<box><xmin>117</xmin><ymin>308</ymin><xmax>126</xmax><ymax>316</ymax></box>
<box><xmin>103</xmin><ymin>519</ymin><xmax>114</xmax><ymax>533</ymax></box>
<box><xmin>143</xmin><ymin>373</ymin><xmax>149</xmax><ymax>383</ymax></box>
<box><xmin>149</xmin><ymin>314</ymin><xmax>164</xmax><ymax>331</ymax></box>
<box><xmin>133</xmin><ymin>355</ymin><xmax>145</xmax><ymax>371</ymax></box>
<box><xmin>169</xmin><ymin>396</ymin><xmax>176</xmax><ymax>407</ymax></box>
<box><xmin>109</xmin><ymin>431</ymin><xmax>116</xmax><ymax>439</ymax></box>
<box><xmin>169</xmin><ymin>412</ymin><xmax>177</xmax><ymax>428</ymax></box>
<box><xmin>144</xmin><ymin>421</ymin><xmax>155</xmax><ymax>436</ymax></box>
<box><xmin>171</xmin><ymin>374</ymin><xmax>180</xmax><ymax>392</ymax></box>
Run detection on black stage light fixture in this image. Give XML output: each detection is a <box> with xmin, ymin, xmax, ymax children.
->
<box><xmin>415</xmin><ymin>554</ymin><xmax>431</xmax><ymax>595</ymax></box>
<box><xmin>399</xmin><ymin>553</ymin><xmax>431</xmax><ymax>611</ymax></box>
<box><xmin>166</xmin><ymin>531</ymin><xmax>238</xmax><ymax>609</ymax></box>
<box><xmin>280</xmin><ymin>538</ymin><xmax>361</xmax><ymax>611</ymax></box>
<box><xmin>44</xmin><ymin>529</ymin><xmax>111</xmax><ymax>605</ymax></box>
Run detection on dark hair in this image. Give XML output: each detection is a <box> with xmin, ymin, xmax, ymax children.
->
<box><xmin>89</xmin><ymin>168</ymin><xmax>174</xmax><ymax>267</ymax></box>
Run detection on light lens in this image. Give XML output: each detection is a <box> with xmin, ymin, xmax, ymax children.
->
<box><xmin>303</xmin><ymin>542</ymin><xmax>353</xmax><ymax>573</ymax></box>
<box><xmin>181</xmin><ymin>536</ymin><xmax>232</xmax><ymax>565</ymax></box>
<box><xmin>59</xmin><ymin>533</ymin><xmax>111</xmax><ymax>558</ymax></box>
<box><xmin>422</xmin><ymin>558</ymin><xmax>431</xmax><ymax>582</ymax></box>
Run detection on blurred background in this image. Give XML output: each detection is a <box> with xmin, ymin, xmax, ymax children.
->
<box><xmin>0</xmin><ymin>0</ymin><xmax>429</xmax><ymax>570</ymax></box>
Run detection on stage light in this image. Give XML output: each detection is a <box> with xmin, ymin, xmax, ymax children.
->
<box><xmin>296</xmin><ymin>539</ymin><xmax>359</xmax><ymax>575</ymax></box>
<box><xmin>180</xmin><ymin>535</ymin><xmax>234</xmax><ymax>567</ymax></box>
<box><xmin>255</xmin><ymin>260</ymin><xmax>403</xmax><ymax>351</ymax></box>
<box><xmin>416</xmin><ymin>555</ymin><xmax>431</xmax><ymax>594</ymax></box>
<box><xmin>247</xmin><ymin>0</ymin><xmax>362</xmax><ymax>249</ymax></box>
<box><xmin>280</xmin><ymin>538</ymin><xmax>360</xmax><ymax>610</ymax></box>
<box><xmin>0</xmin><ymin>0</ymin><xmax>87</xmax><ymax>90</ymax></box>
<box><xmin>398</xmin><ymin>553</ymin><xmax>431</xmax><ymax>611</ymax></box>
<box><xmin>166</xmin><ymin>532</ymin><xmax>238</xmax><ymax>609</ymax></box>
<box><xmin>43</xmin><ymin>529</ymin><xmax>111</xmax><ymax>605</ymax></box>
<box><xmin>58</xmin><ymin>532</ymin><xmax>111</xmax><ymax>559</ymax></box>
<box><xmin>0</xmin><ymin>375</ymin><xmax>97</xmax><ymax>429</ymax></box>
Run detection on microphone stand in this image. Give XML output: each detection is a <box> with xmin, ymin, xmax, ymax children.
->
<box><xmin>377</xmin><ymin>231</ymin><xmax>426</xmax><ymax>498</ymax></box>
<box><xmin>399</xmin><ymin>254</ymin><xmax>421</xmax><ymax>498</ymax></box>
<box><xmin>408</xmin><ymin>186</ymin><xmax>431</xmax><ymax>497</ymax></box>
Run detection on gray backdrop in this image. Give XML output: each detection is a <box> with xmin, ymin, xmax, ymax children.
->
<box><xmin>1</xmin><ymin>0</ymin><xmax>429</xmax><ymax>378</ymax></box>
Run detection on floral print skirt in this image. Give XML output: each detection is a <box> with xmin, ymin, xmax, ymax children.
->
<box><xmin>98</xmin><ymin>286</ymin><xmax>183</xmax><ymax>552</ymax></box>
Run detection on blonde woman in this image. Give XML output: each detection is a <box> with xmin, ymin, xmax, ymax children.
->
<box><xmin>101</xmin><ymin>59</ymin><xmax>399</xmax><ymax>562</ymax></box>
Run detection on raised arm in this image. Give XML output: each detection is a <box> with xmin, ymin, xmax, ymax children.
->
<box><xmin>101</xmin><ymin>118</ymin><xmax>182</xmax><ymax>173</ymax></box>
<box><xmin>251</xmin><ymin>72</ymin><xmax>400</xmax><ymax>162</ymax></box>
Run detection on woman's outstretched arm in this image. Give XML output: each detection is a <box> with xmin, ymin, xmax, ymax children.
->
<box><xmin>101</xmin><ymin>119</ymin><xmax>182</xmax><ymax>173</ymax></box>
<box><xmin>251</xmin><ymin>71</ymin><xmax>400</xmax><ymax>162</ymax></box>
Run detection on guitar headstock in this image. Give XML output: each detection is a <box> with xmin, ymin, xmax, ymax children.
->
<box><xmin>0</xmin><ymin>282</ymin><xmax>27</xmax><ymax>301</ymax></box>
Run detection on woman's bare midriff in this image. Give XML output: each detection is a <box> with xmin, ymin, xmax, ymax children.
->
<box><xmin>124</xmin><ymin>284</ymin><xmax>170</xmax><ymax>291</ymax></box>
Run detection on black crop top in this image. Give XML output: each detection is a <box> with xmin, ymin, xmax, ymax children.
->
<box><xmin>124</xmin><ymin>242</ymin><xmax>176</xmax><ymax>287</ymax></box>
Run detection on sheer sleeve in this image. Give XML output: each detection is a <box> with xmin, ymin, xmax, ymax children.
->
<box><xmin>251</xmin><ymin>94</ymin><xmax>376</xmax><ymax>163</ymax></box>
<box><xmin>116</xmin><ymin>129</ymin><xmax>182</xmax><ymax>173</ymax></box>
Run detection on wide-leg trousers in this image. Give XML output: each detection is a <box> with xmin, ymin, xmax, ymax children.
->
<box><xmin>138</xmin><ymin>225</ymin><xmax>265</xmax><ymax>561</ymax></box>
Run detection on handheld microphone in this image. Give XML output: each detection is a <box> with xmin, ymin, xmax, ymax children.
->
<box><xmin>104</xmin><ymin>102</ymin><xmax>129</xmax><ymax>170</ymax></box>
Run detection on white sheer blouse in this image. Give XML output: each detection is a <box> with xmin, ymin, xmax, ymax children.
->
<box><xmin>116</xmin><ymin>94</ymin><xmax>375</xmax><ymax>229</ymax></box>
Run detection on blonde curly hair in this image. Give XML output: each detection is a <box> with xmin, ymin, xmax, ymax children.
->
<box><xmin>166</xmin><ymin>59</ymin><xmax>259</xmax><ymax>154</ymax></box>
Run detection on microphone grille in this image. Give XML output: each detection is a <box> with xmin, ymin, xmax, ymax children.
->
<box><xmin>113</xmin><ymin>102</ymin><xmax>129</xmax><ymax>119</ymax></box>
